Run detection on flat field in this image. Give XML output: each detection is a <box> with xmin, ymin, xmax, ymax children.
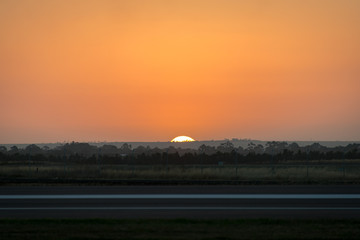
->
<box><xmin>1</xmin><ymin>162</ymin><xmax>360</xmax><ymax>183</ymax></box>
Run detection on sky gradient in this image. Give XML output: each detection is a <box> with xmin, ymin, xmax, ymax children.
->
<box><xmin>1</xmin><ymin>0</ymin><xmax>359</xmax><ymax>143</ymax></box>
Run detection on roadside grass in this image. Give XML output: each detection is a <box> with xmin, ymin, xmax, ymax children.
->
<box><xmin>0</xmin><ymin>163</ymin><xmax>359</xmax><ymax>182</ymax></box>
<box><xmin>0</xmin><ymin>219</ymin><xmax>360</xmax><ymax>240</ymax></box>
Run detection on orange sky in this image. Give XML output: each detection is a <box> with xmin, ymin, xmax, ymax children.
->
<box><xmin>1</xmin><ymin>0</ymin><xmax>359</xmax><ymax>143</ymax></box>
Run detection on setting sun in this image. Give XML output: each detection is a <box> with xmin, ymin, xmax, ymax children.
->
<box><xmin>171</xmin><ymin>136</ymin><xmax>195</xmax><ymax>142</ymax></box>
<box><xmin>0</xmin><ymin>0</ymin><xmax>359</xmax><ymax>143</ymax></box>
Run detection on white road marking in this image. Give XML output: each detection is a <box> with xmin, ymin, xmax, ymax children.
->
<box><xmin>1</xmin><ymin>194</ymin><xmax>360</xmax><ymax>199</ymax></box>
<box><xmin>1</xmin><ymin>207</ymin><xmax>360</xmax><ymax>210</ymax></box>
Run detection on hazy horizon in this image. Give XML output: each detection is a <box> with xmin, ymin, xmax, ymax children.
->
<box><xmin>2</xmin><ymin>139</ymin><xmax>359</xmax><ymax>150</ymax></box>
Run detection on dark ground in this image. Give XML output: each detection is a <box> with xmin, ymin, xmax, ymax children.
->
<box><xmin>1</xmin><ymin>219</ymin><xmax>360</xmax><ymax>240</ymax></box>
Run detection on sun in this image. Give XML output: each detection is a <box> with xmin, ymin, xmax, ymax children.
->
<box><xmin>171</xmin><ymin>136</ymin><xmax>195</xmax><ymax>142</ymax></box>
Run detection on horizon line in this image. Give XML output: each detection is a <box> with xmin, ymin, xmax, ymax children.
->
<box><xmin>1</xmin><ymin>139</ymin><xmax>360</xmax><ymax>146</ymax></box>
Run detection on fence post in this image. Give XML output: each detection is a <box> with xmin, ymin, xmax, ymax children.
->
<box><xmin>166</xmin><ymin>148</ymin><xmax>169</xmax><ymax>172</ymax></box>
<box><xmin>235</xmin><ymin>151</ymin><xmax>238</xmax><ymax>177</ymax></box>
<box><xmin>271</xmin><ymin>149</ymin><xmax>275</xmax><ymax>175</ymax></box>
<box><xmin>306</xmin><ymin>148</ymin><xmax>309</xmax><ymax>179</ymax></box>
<box><xmin>97</xmin><ymin>148</ymin><xmax>102</xmax><ymax>176</ymax></box>
<box><xmin>343</xmin><ymin>152</ymin><xmax>346</xmax><ymax>178</ymax></box>
<box><xmin>28</xmin><ymin>152</ymin><xmax>31</xmax><ymax>176</ymax></box>
<box><xmin>200</xmin><ymin>150</ymin><xmax>205</xmax><ymax>175</ymax></box>
<box><xmin>63</xmin><ymin>149</ymin><xmax>66</xmax><ymax>177</ymax></box>
<box><xmin>306</xmin><ymin>152</ymin><xmax>309</xmax><ymax>179</ymax></box>
<box><xmin>131</xmin><ymin>149</ymin><xmax>134</xmax><ymax>175</ymax></box>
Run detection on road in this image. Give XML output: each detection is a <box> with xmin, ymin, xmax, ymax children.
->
<box><xmin>1</xmin><ymin>185</ymin><xmax>360</xmax><ymax>218</ymax></box>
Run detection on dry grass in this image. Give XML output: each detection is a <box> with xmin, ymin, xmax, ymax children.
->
<box><xmin>1</xmin><ymin>163</ymin><xmax>360</xmax><ymax>181</ymax></box>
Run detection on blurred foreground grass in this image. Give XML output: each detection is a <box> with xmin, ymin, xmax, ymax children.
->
<box><xmin>1</xmin><ymin>219</ymin><xmax>360</xmax><ymax>240</ymax></box>
<box><xmin>1</xmin><ymin>163</ymin><xmax>360</xmax><ymax>183</ymax></box>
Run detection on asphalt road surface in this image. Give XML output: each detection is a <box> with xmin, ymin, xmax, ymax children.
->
<box><xmin>1</xmin><ymin>185</ymin><xmax>360</xmax><ymax>218</ymax></box>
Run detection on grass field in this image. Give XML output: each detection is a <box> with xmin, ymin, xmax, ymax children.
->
<box><xmin>1</xmin><ymin>219</ymin><xmax>360</xmax><ymax>240</ymax></box>
<box><xmin>1</xmin><ymin>163</ymin><xmax>359</xmax><ymax>182</ymax></box>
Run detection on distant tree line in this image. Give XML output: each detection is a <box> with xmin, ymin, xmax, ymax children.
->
<box><xmin>0</xmin><ymin>141</ymin><xmax>359</xmax><ymax>165</ymax></box>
